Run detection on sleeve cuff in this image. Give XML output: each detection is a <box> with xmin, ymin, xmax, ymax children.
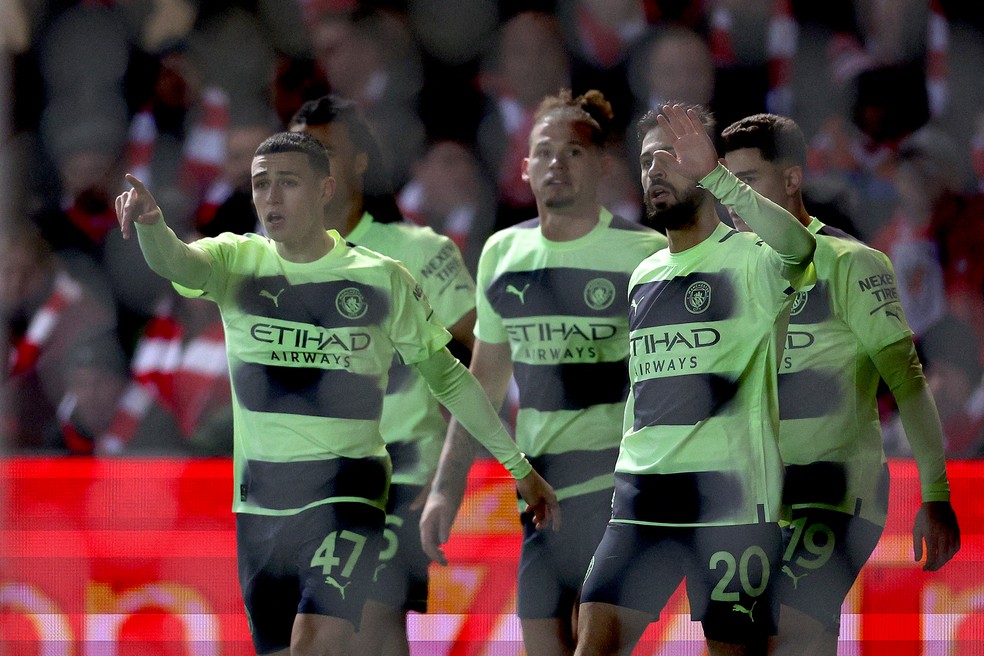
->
<box><xmin>502</xmin><ymin>453</ymin><xmax>533</xmax><ymax>480</ymax></box>
<box><xmin>921</xmin><ymin>482</ymin><xmax>951</xmax><ymax>503</ymax></box>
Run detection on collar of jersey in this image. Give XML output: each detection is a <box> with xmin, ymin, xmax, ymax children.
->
<box><xmin>274</xmin><ymin>228</ymin><xmax>347</xmax><ymax>272</ymax></box>
<box><xmin>806</xmin><ymin>216</ymin><xmax>824</xmax><ymax>235</ymax></box>
<box><xmin>346</xmin><ymin>211</ymin><xmax>375</xmax><ymax>243</ymax></box>
<box><xmin>664</xmin><ymin>221</ymin><xmax>733</xmax><ymax>262</ymax></box>
<box><xmin>537</xmin><ymin>206</ymin><xmax>613</xmax><ymax>251</ymax></box>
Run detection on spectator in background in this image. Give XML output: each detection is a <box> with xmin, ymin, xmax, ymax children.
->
<box><xmin>554</xmin><ymin>0</ymin><xmax>649</xmax><ymax>141</ymax></box>
<box><xmin>625</xmin><ymin>26</ymin><xmax>716</xmax><ymax>182</ymax></box>
<box><xmin>871</xmin><ymin>126</ymin><xmax>980</xmax><ymax>336</ymax></box>
<box><xmin>34</xmin><ymin>105</ymin><xmax>128</xmax><ymax>261</ymax></box>
<box><xmin>477</xmin><ymin>11</ymin><xmax>572</xmax><ymax>230</ymax></box>
<box><xmin>918</xmin><ymin>316</ymin><xmax>984</xmax><ymax>460</ymax></box>
<box><xmin>185</xmin><ymin>5</ymin><xmax>278</xmax><ymax>141</ymax></box>
<box><xmin>307</xmin><ymin>4</ymin><xmax>425</xmax><ymax>188</ymax></box>
<box><xmin>194</xmin><ymin>119</ymin><xmax>279</xmax><ymax>237</ymax></box>
<box><xmin>125</xmin><ymin>46</ymin><xmax>207</xmax><ymax>230</ymax></box>
<box><xmin>1</xmin><ymin>223</ymin><xmax>116</xmax><ymax>452</ymax></box>
<box><xmin>398</xmin><ymin>139</ymin><xmax>496</xmax><ymax>274</ymax></box>
<box><xmin>627</xmin><ymin>27</ymin><xmax>715</xmax><ymax>136</ymax></box>
<box><xmin>51</xmin><ymin>330</ymin><xmax>190</xmax><ymax>456</ymax></box>
<box><xmin>129</xmin><ymin>287</ymin><xmax>233</xmax><ymax>456</ymax></box>
<box><xmin>559</xmin><ymin>0</ymin><xmax>648</xmax><ymax>73</ymax></box>
<box><xmin>36</xmin><ymin>100</ymin><xmax>172</xmax><ymax>352</ymax></box>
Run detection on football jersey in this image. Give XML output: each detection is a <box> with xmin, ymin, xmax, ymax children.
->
<box><xmin>476</xmin><ymin>208</ymin><xmax>667</xmax><ymax>500</ymax></box>
<box><xmin>616</xmin><ymin>201</ymin><xmax>814</xmax><ymax>527</ymax></box>
<box><xmin>174</xmin><ymin>230</ymin><xmax>452</xmax><ymax>515</ymax></box>
<box><xmin>347</xmin><ymin>212</ymin><xmax>477</xmax><ymax>486</ymax></box>
<box><xmin>777</xmin><ymin>218</ymin><xmax>947</xmax><ymax>525</ymax></box>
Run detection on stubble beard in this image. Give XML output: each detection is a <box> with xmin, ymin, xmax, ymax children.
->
<box><xmin>642</xmin><ymin>186</ymin><xmax>702</xmax><ymax>232</ymax></box>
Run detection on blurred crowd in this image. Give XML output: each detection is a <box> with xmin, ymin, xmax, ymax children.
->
<box><xmin>1</xmin><ymin>0</ymin><xmax>983</xmax><ymax>458</ymax></box>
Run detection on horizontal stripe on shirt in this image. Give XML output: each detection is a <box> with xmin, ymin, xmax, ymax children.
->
<box><xmin>241</xmin><ymin>456</ymin><xmax>389</xmax><ymax>510</ymax></box>
<box><xmin>513</xmin><ymin>360</ymin><xmax>629</xmax><ymax>411</ymax></box>
<box><xmin>527</xmin><ymin>446</ymin><xmax>619</xmax><ymax>492</ymax></box>
<box><xmin>233</xmin><ymin>362</ymin><xmax>382</xmax><ymax>419</ymax></box>
<box><xmin>612</xmin><ymin>470</ymin><xmax>747</xmax><ymax>524</ymax></box>
<box><xmin>778</xmin><ymin>369</ymin><xmax>842</xmax><ymax>420</ymax></box>
<box><xmin>632</xmin><ymin>373</ymin><xmax>738</xmax><ymax>428</ymax></box>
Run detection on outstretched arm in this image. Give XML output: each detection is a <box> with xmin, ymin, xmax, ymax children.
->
<box><xmin>873</xmin><ymin>337</ymin><xmax>960</xmax><ymax>570</ymax></box>
<box><xmin>415</xmin><ymin>343</ymin><xmax>559</xmax><ymax>564</ymax></box>
<box><xmin>115</xmin><ymin>174</ymin><xmax>211</xmax><ymax>289</ymax></box>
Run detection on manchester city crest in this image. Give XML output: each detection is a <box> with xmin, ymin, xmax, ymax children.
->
<box><xmin>791</xmin><ymin>290</ymin><xmax>809</xmax><ymax>316</ymax></box>
<box><xmin>583</xmin><ymin>277</ymin><xmax>616</xmax><ymax>311</ymax></box>
<box><xmin>336</xmin><ymin>287</ymin><xmax>368</xmax><ymax>319</ymax></box>
<box><xmin>685</xmin><ymin>281</ymin><xmax>711</xmax><ymax>314</ymax></box>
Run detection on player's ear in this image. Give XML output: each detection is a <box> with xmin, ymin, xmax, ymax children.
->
<box><xmin>784</xmin><ymin>165</ymin><xmax>803</xmax><ymax>196</ymax></box>
<box><xmin>321</xmin><ymin>175</ymin><xmax>336</xmax><ymax>205</ymax></box>
<box><xmin>520</xmin><ymin>157</ymin><xmax>531</xmax><ymax>183</ymax></box>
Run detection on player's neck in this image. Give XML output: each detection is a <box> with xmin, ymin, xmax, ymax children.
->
<box><xmin>324</xmin><ymin>194</ymin><xmax>364</xmax><ymax>238</ymax></box>
<box><xmin>790</xmin><ymin>196</ymin><xmax>812</xmax><ymax>226</ymax></box>
<box><xmin>665</xmin><ymin>205</ymin><xmax>720</xmax><ymax>253</ymax></box>
<box><xmin>277</xmin><ymin>230</ymin><xmax>335</xmax><ymax>263</ymax></box>
<box><xmin>538</xmin><ymin>204</ymin><xmax>600</xmax><ymax>242</ymax></box>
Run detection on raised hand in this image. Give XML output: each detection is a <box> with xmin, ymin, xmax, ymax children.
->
<box><xmin>653</xmin><ymin>103</ymin><xmax>719</xmax><ymax>182</ymax></box>
<box><xmin>913</xmin><ymin>500</ymin><xmax>961</xmax><ymax>571</ymax></box>
<box><xmin>516</xmin><ymin>468</ymin><xmax>561</xmax><ymax>532</ymax></box>
<box><xmin>115</xmin><ymin>173</ymin><xmax>163</xmax><ymax>240</ymax></box>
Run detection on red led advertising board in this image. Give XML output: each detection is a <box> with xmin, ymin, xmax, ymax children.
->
<box><xmin>1</xmin><ymin>458</ymin><xmax>981</xmax><ymax>654</ymax></box>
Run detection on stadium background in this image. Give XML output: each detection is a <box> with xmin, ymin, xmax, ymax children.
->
<box><xmin>2</xmin><ymin>1</ymin><xmax>983</xmax><ymax>653</ymax></box>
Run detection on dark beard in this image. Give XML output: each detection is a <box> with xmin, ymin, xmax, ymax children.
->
<box><xmin>642</xmin><ymin>190</ymin><xmax>701</xmax><ymax>232</ymax></box>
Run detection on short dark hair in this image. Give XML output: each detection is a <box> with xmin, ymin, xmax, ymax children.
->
<box><xmin>636</xmin><ymin>102</ymin><xmax>716</xmax><ymax>144</ymax></box>
<box><xmin>289</xmin><ymin>94</ymin><xmax>402</xmax><ymax>223</ymax></box>
<box><xmin>532</xmin><ymin>89</ymin><xmax>615</xmax><ymax>147</ymax></box>
<box><xmin>255</xmin><ymin>131</ymin><xmax>331</xmax><ymax>176</ymax></box>
<box><xmin>720</xmin><ymin>113</ymin><xmax>807</xmax><ymax>167</ymax></box>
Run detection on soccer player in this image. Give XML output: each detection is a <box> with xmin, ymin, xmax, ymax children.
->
<box><xmin>288</xmin><ymin>94</ymin><xmax>477</xmax><ymax>656</ymax></box>
<box><xmin>719</xmin><ymin>113</ymin><xmax>960</xmax><ymax>656</ymax></box>
<box><xmin>420</xmin><ymin>89</ymin><xmax>667</xmax><ymax>655</ymax></box>
<box><xmin>114</xmin><ymin>131</ymin><xmax>559</xmax><ymax>656</ymax></box>
<box><xmin>573</xmin><ymin>104</ymin><xmax>816</xmax><ymax>656</ymax></box>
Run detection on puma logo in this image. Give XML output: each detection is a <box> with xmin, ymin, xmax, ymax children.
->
<box><xmin>732</xmin><ymin>601</ymin><xmax>757</xmax><ymax>622</ymax></box>
<box><xmin>325</xmin><ymin>576</ymin><xmax>350</xmax><ymax>599</ymax></box>
<box><xmin>631</xmin><ymin>296</ymin><xmax>644</xmax><ymax>315</ymax></box>
<box><xmin>782</xmin><ymin>565</ymin><xmax>808</xmax><ymax>590</ymax></box>
<box><xmin>885</xmin><ymin>307</ymin><xmax>902</xmax><ymax>322</ymax></box>
<box><xmin>373</xmin><ymin>563</ymin><xmax>387</xmax><ymax>582</ymax></box>
<box><xmin>260</xmin><ymin>288</ymin><xmax>285</xmax><ymax>308</ymax></box>
<box><xmin>506</xmin><ymin>283</ymin><xmax>530</xmax><ymax>304</ymax></box>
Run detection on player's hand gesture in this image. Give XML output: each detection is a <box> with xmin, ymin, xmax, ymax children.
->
<box><xmin>654</xmin><ymin>103</ymin><xmax>719</xmax><ymax>182</ymax></box>
<box><xmin>516</xmin><ymin>468</ymin><xmax>561</xmax><ymax>533</ymax></box>
<box><xmin>913</xmin><ymin>500</ymin><xmax>960</xmax><ymax>571</ymax></box>
<box><xmin>116</xmin><ymin>173</ymin><xmax>163</xmax><ymax>240</ymax></box>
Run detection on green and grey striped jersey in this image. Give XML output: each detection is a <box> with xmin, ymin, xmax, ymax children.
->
<box><xmin>476</xmin><ymin>208</ymin><xmax>666</xmax><ymax>501</ymax></box>
<box><xmin>175</xmin><ymin>230</ymin><xmax>451</xmax><ymax>515</ymax></box>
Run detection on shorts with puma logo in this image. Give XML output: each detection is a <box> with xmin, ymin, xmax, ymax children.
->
<box><xmin>581</xmin><ymin>522</ymin><xmax>783</xmax><ymax>643</ymax></box>
<box><xmin>237</xmin><ymin>502</ymin><xmax>385</xmax><ymax>654</ymax></box>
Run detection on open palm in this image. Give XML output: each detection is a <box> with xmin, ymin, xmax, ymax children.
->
<box><xmin>653</xmin><ymin>104</ymin><xmax>719</xmax><ymax>182</ymax></box>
